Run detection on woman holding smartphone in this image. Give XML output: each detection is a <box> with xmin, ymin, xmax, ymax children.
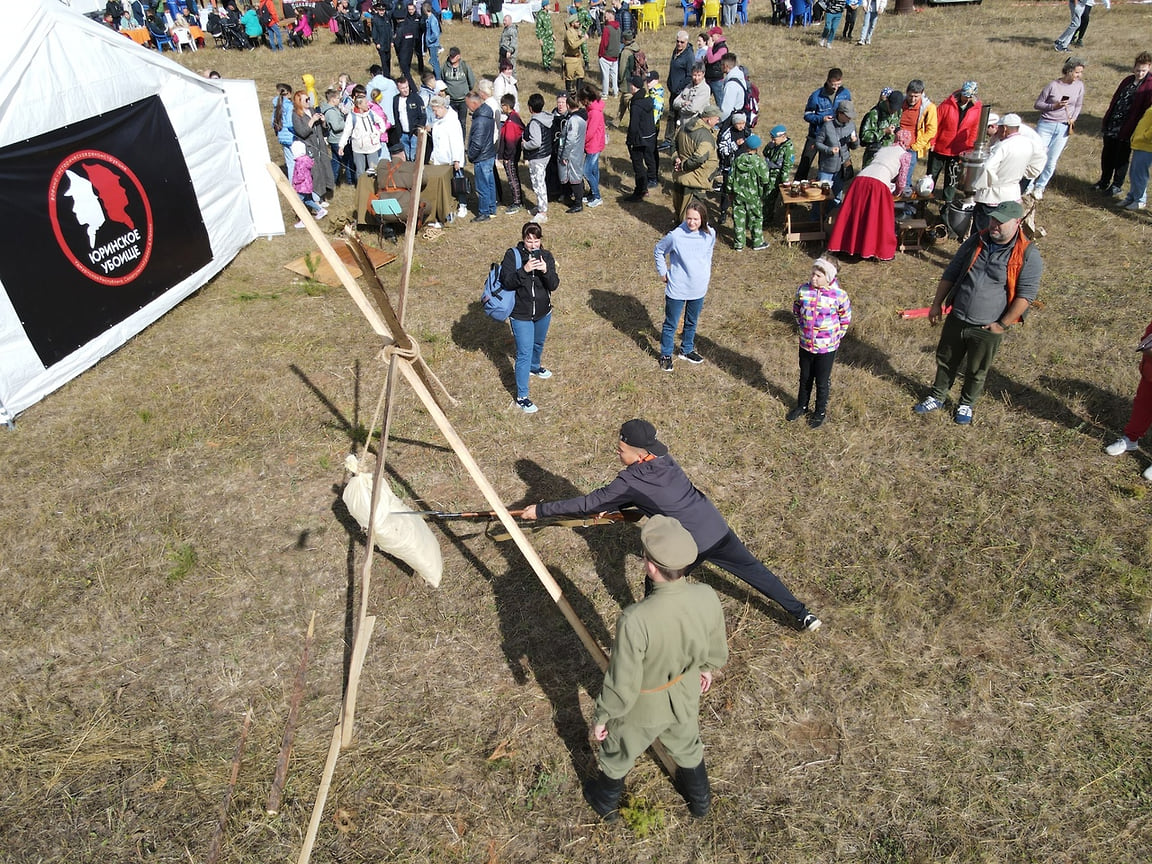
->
<box><xmin>500</xmin><ymin>221</ymin><xmax>560</xmax><ymax>414</ymax></box>
<box><xmin>1029</xmin><ymin>56</ymin><xmax>1086</xmax><ymax>200</ymax></box>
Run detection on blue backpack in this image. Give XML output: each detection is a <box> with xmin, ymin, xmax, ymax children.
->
<box><xmin>481</xmin><ymin>248</ymin><xmax>521</xmax><ymax>321</ymax></box>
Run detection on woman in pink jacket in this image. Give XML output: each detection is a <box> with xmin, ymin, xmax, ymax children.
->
<box><xmin>581</xmin><ymin>85</ymin><xmax>606</xmax><ymax>207</ymax></box>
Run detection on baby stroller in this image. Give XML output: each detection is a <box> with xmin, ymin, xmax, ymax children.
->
<box><xmin>221</xmin><ymin>15</ymin><xmax>249</xmax><ymax>48</ymax></box>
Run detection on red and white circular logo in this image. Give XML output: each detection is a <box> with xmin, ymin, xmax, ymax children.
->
<box><xmin>47</xmin><ymin>150</ymin><xmax>154</xmax><ymax>287</ymax></box>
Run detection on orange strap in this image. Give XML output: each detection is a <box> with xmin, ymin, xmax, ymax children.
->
<box><xmin>640</xmin><ymin>673</ymin><xmax>684</xmax><ymax>694</ymax></box>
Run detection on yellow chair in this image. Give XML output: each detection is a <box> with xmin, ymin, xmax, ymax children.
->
<box><xmin>638</xmin><ymin>1</ymin><xmax>661</xmax><ymax>30</ymax></box>
<box><xmin>703</xmin><ymin>0</ymin><xmax>720</xmax><ymax>27</ymax></box>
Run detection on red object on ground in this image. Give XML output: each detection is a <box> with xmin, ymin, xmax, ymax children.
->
<box><xmin>827</xmin><ymin>176</ymin><xmax>897</xmax><ymax>261</ymax></box>
<box><xmin>899</xmin><ymin>304</ymin><xmax>953</xmax><ymax>320</ymax></box>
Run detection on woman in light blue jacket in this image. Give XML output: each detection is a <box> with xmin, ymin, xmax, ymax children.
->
<box><xmin>654</xmin><ymin>200</ymin><xmax>716</xmax><ymax>372</ymax></box>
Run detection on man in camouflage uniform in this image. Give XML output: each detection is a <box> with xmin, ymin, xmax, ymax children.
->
<box><xmin>727</xmin><ymin>134</ymin><xmax>771</xmax><ymax>250</ymax></box>
<box><xmin>535</xmin><ymin>5</ymin><xmax>554</xmax><ymax>69</ymax></box>
<box><xmin>576</xmin><ymin>2</ymin><xmax>594</xmax><ymax>70</ymax></box>
<box><xmin>762</xmin><ymin>124</ymin><xmax>795</xmax><ymax>223</ymax></box>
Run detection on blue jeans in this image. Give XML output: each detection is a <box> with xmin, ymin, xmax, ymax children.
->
<box><xmin>427</xmin><ymin>41</ymin><xmax>441</xmax><ymax>78</ymax></box>
<box><xmin>267</xmin><ymin>23</ymin><xmax>283</xmax><ymax>49</ymax></box>
<box><xmin>510</xmin><ymin>313</ymin><xmax>552</xmax><ymax>399</ymax></box>
<box><xmin>584</xmin><ymin>151</ymin><xmax>601</xmax><ymax>200</ymax></box>
<box><xmin>1033</xmin><ymin>118</ymin><xmax>1071</xmax><ymax>192</ymax></box>
<box><xmin>859</xmin><ymin>8</ymin><xmax>879</xmax><ymax>41</ymax></box>
<box><xmin>660</xmin><ymin>296</ymin><xmax>704</xmax><ymax>357</ymax></box>
<box><xmin>474</xmin><ymin>158</ymin><xmax>496</xmax><ymax>216</ymax></box>
<box><xmin>904</xmin><ymin>149</ymin><xmax>918</xmax><ymax>188</ymax></box>
<box><xmin>821</xmin><ymin>12</ymin><xmax>843</xmax><ymax>43</ymax></box>
<box><xmin>1128</xmin><ymin>149</ymin><xmax>1151</xmax><ymax>205</ymax></box>
<box><xmin>400</xmin><ymin>131</ymin><xmax>418</xmax><ymax>162</ymax></box>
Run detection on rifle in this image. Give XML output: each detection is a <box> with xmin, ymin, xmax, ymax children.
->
<box><xmin>384</xmin><ymin>507</ymin><xmax>646</xmax><ymax>541</ymax></box>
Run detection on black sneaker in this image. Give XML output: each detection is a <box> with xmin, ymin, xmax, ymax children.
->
<box><xmin>677</xmin><ymin>349</ymin><xmax>704</xmax><ymax>364</ymax></box>
<box><xmin>808</xmin><ymin>412</ymin><xmax>826</xmax><ymax>428</ymax></box>
<box><xmin>659</xmin><ymin>354</ymin><xmax>673</xmax><ymax>372</ymax></box>
<box><xmin>802</xmin><ymin>613</ymin><xmax>822</xmax><ymax>632</ymax></box>
<box><xmin>566</xmin><ymin>204</ymin><xmax>583</xmax><ymax>213</ymax></box>
<box><xmin>530</xmin><ymin>367</ymin><xmax>552</xmax><ymax>379</ymax></box>
<box><xmin>786</xmin><ymin>406</ymin><xmax>808</xmax><ymax>422</ymax></box>
<box><xmin>514</xmin><ymin>397</ymin><xmax>538</xmax><ymax>414</ymax></box>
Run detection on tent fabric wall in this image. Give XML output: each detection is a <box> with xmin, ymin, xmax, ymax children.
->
<box><xmin>0</xmin><ymin>1</ymin><xmax>276</xmax><ymax>421</ymax></box>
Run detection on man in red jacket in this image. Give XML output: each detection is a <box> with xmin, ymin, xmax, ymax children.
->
<box><xmin>927</xmin><ymin>81</ymin><xmax>982</xmax><ymax>202</ymax></box>
<box><xmin>598</xmin><ymin>8</ymin><xmax>622</xmax><ymax>100</ymax></box>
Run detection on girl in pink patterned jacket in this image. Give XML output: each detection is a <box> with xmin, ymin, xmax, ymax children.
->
<box><xmin>787</xmin><ymin>257</ymin><xmax>851</xmax><ymax>428</ymax></box>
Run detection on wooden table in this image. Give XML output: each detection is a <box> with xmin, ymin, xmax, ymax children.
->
<box><xmin>781</xmin><ymin>188</ymin><xmax>832</xmax><ymax>244</ymax></box>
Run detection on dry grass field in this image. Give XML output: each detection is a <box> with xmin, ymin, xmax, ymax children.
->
<box><xmin>2</xmin><ymin>2</ymin><xmax>1152</xmax><ymax>862</ymax></box>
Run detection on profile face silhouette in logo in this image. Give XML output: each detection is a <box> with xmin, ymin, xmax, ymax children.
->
<box><xmin>62</xmin><ymin>169</ymin><xmax>106</xmax><ymax>248</ymax></box>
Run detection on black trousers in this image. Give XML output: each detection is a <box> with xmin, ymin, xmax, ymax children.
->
<box><xmin>629</xmin><ymin>141</ymin><xmax>657</xmax><ymax>192</ymax></box>
<box><xmin>793</xmin><ymin>135</ymin><xmax>818</xmax><ymax>181</ymax></box>
<box><xmin>691</xmin><ymin>529</ymin><xmax>808</xmax><ymax>621</ymax></box>
<box><xmin>1099</xmin><ymin>135</ymin><xmax>1131</xmax><ymax>189</ymax></box>
<box><xmin>798</xmin><ymin>347</ymin><xmax>837</xmax><ymax>415</ymax></box>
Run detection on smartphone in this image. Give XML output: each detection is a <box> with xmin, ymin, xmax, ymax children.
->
<box><xmin>530</xmin><ymin>250</ymin><xmax>542</xmax><ymax>260</ymax></box>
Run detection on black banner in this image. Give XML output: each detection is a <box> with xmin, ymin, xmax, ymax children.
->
<box><xmin>0</xmin><ymin>96</ymin><xmax>212</xmax><ymax>367</ymax></box>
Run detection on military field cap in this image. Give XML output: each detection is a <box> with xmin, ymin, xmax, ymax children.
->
<box><xmin>989</xmin><ymin>200</ymin><xmax>1024</xmax><ymax>221</ymax></box>
<box><xmin>641</xmin><ymin>515</ymin><xmax>698</xmax><ymax>571</ymax></box>
<box><xmin>700</xmin><ymin>105</ymin><xmax>721</xmax><ymax>118</ymax></box>
<box><xmin>619</xmin><ymin>419</ymin><xmax>668</xmax><ymax>456</ymax></box>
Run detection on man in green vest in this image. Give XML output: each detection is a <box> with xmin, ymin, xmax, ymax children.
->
<box><xmin>582</xmin><ymin>515</ymin><xmax>729</xmax><ymax>822</ymax></box>
<box><xmin>913</xmin><ymin>200</ymin><xmax>1043</xmax><ymax>426</ymax></box>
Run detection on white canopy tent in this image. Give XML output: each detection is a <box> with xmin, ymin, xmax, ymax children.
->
<box><xmin>0</xmin><ymin>0</ymin><xmax>283</xmax><ymax>423</ymax></box>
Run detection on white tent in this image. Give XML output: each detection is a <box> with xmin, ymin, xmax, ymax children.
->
<box><xmin>0</xmin><ymin>0</ymin><xmax>284</xmax><ymax>423</ymax></box>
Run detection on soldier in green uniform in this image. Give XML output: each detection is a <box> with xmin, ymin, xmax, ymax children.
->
<box><xmin>582</xmin><ymin>515</ymin><xmax>729</xmax><ymax>822</ymax></box>
<box><xmin>762</xmin><ymin>124</ymin><xmax>796</xmax><ymax>223</ymax></box>
<box><xmin>576</xmin><ymin>2</ymin><xmax>594</xmax><ymax>70</ymax></box>
<box><xmin>726</xmin><ymin>133</ymin><xmax>771</xmax><ymax>251</ymax></box>
<box><xmin>535</xmin><ymin>5</ymin><xmax>554</xmax><ymax>69</ymax></box>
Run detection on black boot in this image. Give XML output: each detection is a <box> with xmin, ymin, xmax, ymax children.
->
<box><xmin>676</xmin><ymin>760</ymin><xmax>711</xmax><ymax>818</ymax></box>
<box><xmin>583</xmin><ymin>771</ymin><xmax>624</xmax><ymax>821</ymax></box>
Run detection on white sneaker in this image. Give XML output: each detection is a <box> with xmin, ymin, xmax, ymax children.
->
<box><xmin>316</xmin><ymin>207</ymin><xmax>328</xmax><ymax>220</ymax></box>
<box><xmin>428</xmin><ymin>220</ymin><xmax>442</xmax><ymax>228</ymax></box>
<box><xmin>1106</xmin><ymin>437</ymin><xmax>1138</xmax><ymax>456</ymax></box>
<box><xmin>533</xmin><ymin>211</ymin><xmax>548</xmax><ymax>223</ymax></box>
<box><xmin>1124</xmin><ymin>200</ymin><xmax>1146</xmax><ymax>211</ymax></box>
<box><xmin>818</xmin><ymin>38</ymin><xmax>827</xmax><ymax>47</ymax></box>
<box><xmin>1031</xmin><ymin>187</ymin><xmax>1044</xmax><ymax>200</ymax></box>
<box><xmin>1144</xmin><ymin>464</ymin><xmax>1152</xmax><ymax>482</ymax></box>
<box><xmin>457</xmin><ymin>204</ymin><xmax>469</xmax><ymax>218</ymax></box>
<box><xmin>294</xmin><ymin>219</ymin><xmax>305</xmax><ymax>229</ymax></box>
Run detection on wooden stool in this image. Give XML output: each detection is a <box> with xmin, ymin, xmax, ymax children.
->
<box><xmin>897</xmin><ymin>218</ymin><xmax>928</xmax><ymax>254</ymax></box>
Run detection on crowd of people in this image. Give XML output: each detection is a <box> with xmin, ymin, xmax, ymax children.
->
<box><xmin>254</xmin><ymin>2</ymin><xmax>1152</xmax><ymax>824</ymax></box>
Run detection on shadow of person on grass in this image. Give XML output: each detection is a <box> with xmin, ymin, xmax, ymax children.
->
<box><xmin>450</xmin><ymin>299</ymin><xmax>517</xmax><ymax>398</ymax></box>
<box><xmin>985</xmin><ymin>369</ymin><xmax>1107</xmax><ymax>436</ymax></box>
<box><xmin>693</xmin><ymin>334</ymin><xmax>795</xmax><ymax>407</ymax></box>
<box><xmin>515</xmin><ymin>457</ymin><xmax>639</xmax><ymax>611</ymax></box>
<box><xmin>836</xmin><ymin>332</ymin><xmax>926</xmax><ymax>400</ymax></box>
<box><xmin>373</xmin><ymin>464</ymin><xmax>609</xmax><ymax>778</ymax></box>
<box><xmin>588</xmin><ymin>287</ymin><xmax>658</xmax><ymax>358</ymax></box>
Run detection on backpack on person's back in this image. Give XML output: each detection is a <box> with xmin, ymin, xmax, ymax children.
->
<box><xmin>481</xmin><ymin>248</ymin><xmax>522</xmax><ymax>321</ymax></box>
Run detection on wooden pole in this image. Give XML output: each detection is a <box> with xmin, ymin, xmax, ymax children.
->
<box><xmin>297</xmin><ymin>616</ymin><xmax>375</xmax><ymax>864</ymax></box>
<box><xmin>206</xmin><ymin>700</ymin><xmax>254</xmax><ymax>864</ymax></box>
<box><xmin>266</xmin><ymin>611</ymin><xmax>316</xmax><ymax>816</ymax></box>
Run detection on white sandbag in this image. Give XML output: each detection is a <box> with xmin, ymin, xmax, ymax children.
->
<box><xmin>342</xmin><ymin>455</ymin><xmax>443</xmax><ymax>588</ymax></box>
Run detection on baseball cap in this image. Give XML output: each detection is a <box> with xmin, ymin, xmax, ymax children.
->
<box><xmin>619</xmin><ymin>419</ymin><xmax>668</xmax><ymax>456</ymax></box>
<box><xmin>989</xmin><ymin>200</ymin><xmax>1024</xmax><ymax>221</ymax></box>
